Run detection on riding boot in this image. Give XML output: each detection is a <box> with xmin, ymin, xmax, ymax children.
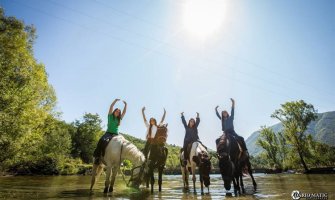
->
<box><xmin>144</xmin><ymin>141</ymin><xmax>150</xmax><ymax>159</ymax></box>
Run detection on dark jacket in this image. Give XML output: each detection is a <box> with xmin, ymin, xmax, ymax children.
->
<box><xmin>216</xmin><ymin>107</ymin><xmax>234</xmax><ymax>132</ymax></box>
<box><xmin>182</xmin><ymin>116</ymin><xmax>200</xmax><ymax>144</ymax></box>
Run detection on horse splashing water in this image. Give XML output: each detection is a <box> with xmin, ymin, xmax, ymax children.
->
<box><xmin>90</xmin><ymin>135</ymin><xmax>147</xmax><ymax>193</ymax></box>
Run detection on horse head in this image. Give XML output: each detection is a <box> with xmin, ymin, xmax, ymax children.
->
<box><xmin>217</xmin><ymin>132</ymin><xmax>234</xmax><ymax>191</ymax></box>
<box><xmin>128</xmin><ymin>161</ymin><xmax>149</xmax><ymax>188</ymax></box>
<box><xmin>197</xmin><ymin>151</ymin><xmax>212</xmax><ymax>188</ymax></box>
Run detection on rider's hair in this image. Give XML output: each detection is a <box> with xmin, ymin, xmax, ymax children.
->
<box><xmin>188</xmin><ymin>118</ymin><xmax>196</xmax><ymax>128</ymax></box>
<box><xmin>148</xmin><ymin>118</ymin><xmax>157</xmax><ymax>138</ymax></box>
<box><xmin>112</xmin><ymin>108</ymin><xmax>121</xmax><ymax>125</ymax></box>
<box><xmin>221</xmin><ymin>110</ymin><xmax>229</xmax><ymax>119</ymax></box>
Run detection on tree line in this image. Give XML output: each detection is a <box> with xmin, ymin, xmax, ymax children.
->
<box><xmin>254</xmin><ymin>100</ymin><xmax>335</xmax><ymax>172</ymax></box>
<box><xmin>0</xmin><ymin>8</ymin><xmax>217</xmax><ymax>175</ymax></box>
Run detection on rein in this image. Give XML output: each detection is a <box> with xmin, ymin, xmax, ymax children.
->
<box><xmin>118</xmin><ymin>141</ymin><xmax>146</xmax><ymax>187</ymax></box>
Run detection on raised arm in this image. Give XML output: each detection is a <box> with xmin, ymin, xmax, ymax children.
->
<box><xmin>142</xmin><ymin>107</ymin><xmax>149</xmax><ymax>126</ymax></box>
<box><xmin>195</xmin><ymin>112</ymin><xmax>200</xmax><ymax>127</ymax></box>
<box><xmin>159</xmin><ymin>108</ymin><xmax>166</xmax><ymax>124</ymax></box>
<box><xmin>121</xmin><ymin>100</ymin><xmax>127</xmax><ymax>119</ymax></box>
<box><xmin>215</xmin><ymin>106</ymin><xmax>222</xmax><ymax>120</ymax></box>
<box><xmin>181</xmin><ymin>112</ymin><xmax>187</xmax><ymax>129</ymax></box>
<box><xmin>108</xmin><ymin>99</ymin><xmax>119</xmax><ymax>114</ymax></box>
<box><xmin>230</xmin><ymin>98</ymin><xmax>235</xmax><ymax>119</ymax></box>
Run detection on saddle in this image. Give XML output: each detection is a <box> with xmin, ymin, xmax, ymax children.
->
<box><xmin>93</xmin><ymin>133</ymin><xmax>116</xmax><ymax>159</ymax></box>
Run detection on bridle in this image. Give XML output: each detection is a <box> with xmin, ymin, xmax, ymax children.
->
<box><xmin>118</xmin><ymin>141</ymin><xmax>147</xmax><ymax>187</ymax></box>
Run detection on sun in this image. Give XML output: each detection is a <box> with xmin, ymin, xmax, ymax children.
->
<box><xmin>182</xmin><ymin>0</ymin><xmax>225</xmax><ymax>39</ymax></box>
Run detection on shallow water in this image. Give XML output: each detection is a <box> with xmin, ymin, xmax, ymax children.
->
<box><xmin>0</xmin><ymin>173</ymin><xmax>334</xmax><ymax>199</ymax></box>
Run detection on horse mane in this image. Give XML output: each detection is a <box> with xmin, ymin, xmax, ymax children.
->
<box><xmin>118</xmin><ymin>135</ymin><xmax>145</xmax><ymax>165</ymax></box>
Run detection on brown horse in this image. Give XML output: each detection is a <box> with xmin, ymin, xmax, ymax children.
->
<box><xmin>216</xmin><ymin>132</ymin><xmax>257</xmax><ymax>196</ymax></box>
<box><xmin>145</xmin><ymin>124</ymin><xmax>169</xmax><ymax>193</ymax></box>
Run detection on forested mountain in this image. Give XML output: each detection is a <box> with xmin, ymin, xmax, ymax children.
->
<box><xmin>246</xmin><ymin>111</ymin><xmax>335</xmax><ymax>155</ymax></box>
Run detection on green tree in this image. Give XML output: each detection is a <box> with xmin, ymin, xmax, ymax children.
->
<box><xmin>271</xmin><ymin>100</ymin><xmax>317</xmax><ymax>172</ymax></box>
<box><xmin>0</xmin><ymin>8</ymin><xmax>56</xmax><ymax>168</ymax></box>
<box><xmin>256</xmin><ymin>126</ymin><xmax>282</xmax><ymax>169</ymax></box>
<box><xmin>71</xmin><ymin>113</ymin><xmax>103</xmax><ymax>163</ymax></box>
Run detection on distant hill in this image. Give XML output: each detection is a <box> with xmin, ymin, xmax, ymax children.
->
<box><xmin>246</xmin><ymin>111</ymin><xmax>335</xmax><ymax>155</ymax></box>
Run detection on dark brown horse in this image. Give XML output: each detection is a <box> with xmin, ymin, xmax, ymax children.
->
<box><xmin>216</xmin><ymin>132</ymin><xmax>257</xmax><ymax>196</ymax></box>
<box><xmin>145</xmin><ymin>125</ymin><xmax>169</xmax><ymax>193</ymax></box>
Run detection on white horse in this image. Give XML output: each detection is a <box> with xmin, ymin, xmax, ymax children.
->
<box><xmin>90</xmin><ymin>134</ymin><xmax>147</xmax><ymax>193</ymax></box>
<box><xmin>180</xmin><ymin>141</ymin><xmax>212</xmax><ymax>195</ymax></box>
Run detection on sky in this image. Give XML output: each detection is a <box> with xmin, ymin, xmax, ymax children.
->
<box><xmin>1</xmin><ymin>0</ymin><xmax>334</xmax><ymax>149</ymax></box>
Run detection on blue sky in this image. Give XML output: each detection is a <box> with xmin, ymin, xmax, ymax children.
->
<box><xmin>1</xmin><ymin>0</ymin><xmax>334</xmax><ymax>149</ymax></box>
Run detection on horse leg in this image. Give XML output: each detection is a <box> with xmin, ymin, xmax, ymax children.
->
<box><xmin>150</xmin><ymin>170</ymin><xmax>155</xmax><ymax>194</ymax></box>
<box><xmin>181</xmin><ymin>166</ymin><xmax>186</xmax><ymax>189</ymax></box>
<box><xmin>240</xmin><ymin>172</ymin><xmax>245</xmax><ymax>194</ymax></box>
<box><xmin>90</xmin><ymin>164</ymin><xmax>98</xmax><ymax>191</ymax></box>
<box><xmin>109</xmin><ymin>166</ymin><xmax>118</xmax><ymax>192</ymax></box>
<box><xmin>232</xmin><ymin>178</ymin><xmax>238</xmax><ymax>196</ymax></box>
<box><xmin>248</xmin><ymin>161</ymin><xmax>257</xmax><ymax>191</ymax></box>
<box><xmin>158</xmin><ymin>166</ymin><xmax>163</xmax><ymax>192</ymax></box>
<box><xmin>104</xmin><ymin>166</ymin><xmax>112</xmax><ymax>193</ymax></box>
<box><xmin>185</xmin><ymin>167</ymin><xmax>190</xmax><ymax>190</ymax></box>
<box><xmin>90</xmin><ymin>164</ymin><xmax>103</xmax><ymax>191</ymax></box>
<box><xmin>147</xmin><ymin>166</ymin><xmax>154</xmax><ymax>194</ymax></box>
<box><xmin>199</xmin><ymin>173</ymin><xmax>204</xmax><ymax>195</ymax></box>
<box><xmin>146</xmin><ymin>175</ymin><xmax>150</xmax><ymax>188</ymax></box>
<box><xmin>191</xmin><ymin>166</ymin><xmax>196</xmax><ymax>194</ymax></box>
<box><xmin>235</xmin><ymin>174</ymin><xmax>241</xmax><ymax>195</ymax></box>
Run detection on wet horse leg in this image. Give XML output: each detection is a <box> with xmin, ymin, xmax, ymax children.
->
<box><xmin>158</xmin><ymin>166</ymin><xmax>163</xmax><ymax>192</ymax></box>
<box><xmin>192</xmin><ymin>166</ymin><xmax>196</xmax><ymax>194</ymax></box>
<box><xmin>109</xmin><ymin>166</ymin><xmax>118</xmax><ymax>192</ymax></box>
<box><xmin>199</xmin><ymin>173</ymin><xmax>204</xmax><ymax>195</ymax></box>
<box><xmin>104</xmin><ymin>166</ymin><xmax>112</xmax><ymax>193</ymax></box>
<box><xmin>240</xmin><ymin>172</ymin><xmax>245</xmax><ymax>194</ymax></box>
<box><xmin>184</xmin><ymin>166</ymin><xmax>189</xmax><ymax>190</ymax></box>
<box><xmin>232</xmin><ymin>178</ymin><xmax>238</xmax><ymax>196</ymax></box>
<box><xmin>247</xmin><ymin>160</ymin><xmax>257</xmax><ymax>191</ymax></box>
<box><xmin>149</xmin><ymin>167</ymin><xmax>155</xmax><ymax>194</ymax></box>
<box><xmin>90</xmin><ymin>164</ymin><xmax>103</xmax><ymax>192</ymax></box>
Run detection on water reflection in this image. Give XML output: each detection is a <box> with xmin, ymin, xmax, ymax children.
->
<box><xmin>0</xmin><ymin>174</ymin><xmax>334</xmax><ymax>199</ymax></box>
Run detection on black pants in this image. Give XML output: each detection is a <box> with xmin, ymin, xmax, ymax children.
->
<box><xmin>93</xmin><ymin>132</ymin><xmax>116</xmax><ymax>158</ymax></box>
<box><xmin>225</xmin><ymin>130</ymin><xmax>247</xmax><ymax>151</ymax></box>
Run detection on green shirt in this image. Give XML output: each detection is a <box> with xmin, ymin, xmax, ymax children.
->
<box><xmin>107</xmin><ymin>114</ymin><xmax>119</xmax><ymax>134</ymax></box>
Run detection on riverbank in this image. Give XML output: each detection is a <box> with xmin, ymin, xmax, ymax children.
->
<box><xmin>3</xmin><ymin>166</ymin><xmax>335</xmax><ymax>176</ymax></box>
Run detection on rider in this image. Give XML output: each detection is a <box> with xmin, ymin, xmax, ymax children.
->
<box><xmin>93</xmin><ymin>98</ymin><xmax>127</xmax><ymax>164</ymax></box>
<box><xmin>181</xmin><ymin>112</ymin><xmax>200</xmax><ymax>165</ymax></box>
<box><xmin>142</xmin><ymin>107</ymin><xmax>166</xmax><ymax>159</ymax></box>
<box><xmin>215</xmin><ymin>98</ymin><xmax>248</xmax><ymax>152</ymax></box>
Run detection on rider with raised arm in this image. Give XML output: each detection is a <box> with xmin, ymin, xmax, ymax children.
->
<box><xmin>93</xmin><ymin>98</ymin><xmax>127</xmax><ymax>164</ymax></box>
<box><xmin>142</xmin><ymin>107</ymin><xmax>166</xmax><ymax>159</ymax></box>
<box><xmin>181</xmin><ymin>112</ymin><xmax>200</xmax><ymax>165</ymax></box>
<box><xmin>215</xmin><ymin>98</ymin><xmax>247</xmax><ymax>152</ymax></box>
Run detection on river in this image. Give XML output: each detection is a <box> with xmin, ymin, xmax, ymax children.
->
<box><xmin>0</xmin><ymin>173</ymin><xmax>334</xmax><ymax>199</ymax></box>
